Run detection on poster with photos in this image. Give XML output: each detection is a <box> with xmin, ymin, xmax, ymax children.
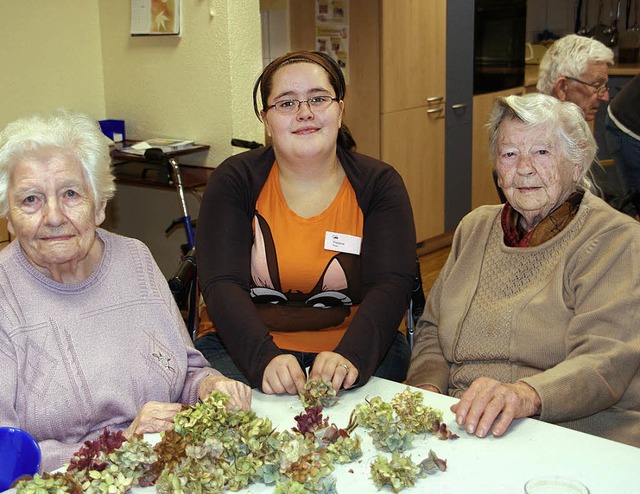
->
<box><xmin>315</xmin><ymin>0</ymin><xmax>349</xmax><ymax>84</ymax></box>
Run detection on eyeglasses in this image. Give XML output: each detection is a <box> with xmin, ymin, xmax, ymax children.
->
<box><xmin>564</xmin><ymin>76</ymin><xmax>609</xmax><ymax>98</ymax></box>
<box><xmin>264</xmin><ymin>96</ymin><xmax>338</xmax><ymax>114</ymax></box>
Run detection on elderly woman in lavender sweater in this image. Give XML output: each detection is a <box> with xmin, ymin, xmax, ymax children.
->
<box><xmin>0</xmin><ymin>111</ymin><xmax>251</xmax><ymax>472</ymax></box>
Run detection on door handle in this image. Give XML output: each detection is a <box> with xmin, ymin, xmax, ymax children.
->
<box><xmin>451</xmin><ymin>103</ymin><xmax>468</xmax><ymax>110</ymax></box>
<box><xmin>426</xmin><ymin>96</ymin><xmax>444</xmax><ymax>103</ymax></box>
<box><xmin>426</xmin><ymin>108</ymin><xmax>443</xmax><ymax>114</ymax></box>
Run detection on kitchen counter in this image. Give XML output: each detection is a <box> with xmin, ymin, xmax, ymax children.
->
<box><xmin>525</xmin><ymin>62</ymin><xmax>640</xmax><ymax>88</ymax></box>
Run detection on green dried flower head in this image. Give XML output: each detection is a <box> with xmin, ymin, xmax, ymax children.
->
<box><xmin>353</xmin><ymin>396</ymin><xmax>394</xmax><ymax>429</ymax></box>
<box><xmin>370</xmin><ymin>453</ymin><xmax>424</xmax><ymax>493</ymax></box>
<box><xmin>299</xmin><ymin>379</ymin><xmax>339</xmax><ymax>409</ymax></box>
<box><xmin>155</xmin><ymin>455</ymin><xmax>226</xmax><ymax>494</ymax></box>
<box><xmin>106</xmin><ymin>434</ymin><xmax>158</xmax><ymax>486</ymax></box>
<box><xmin>14</xmin><ymin>472</ymin><xmax>82</xmax><ymax>494</ymax></box>
<box><xmin>325</xmin><ymin>434</ymin><xmax>363</xmax><ymax>463</ymax></box>
<box><xmin>173</xmin><ymin>391</ymin><xmax>231</xmax><ymax>440</ymax></box>
<box><xmin>368</xmin><ymin>421</ymin><xmax>413</xmax><ymax>453</ymax></box>
<box><xmin>81</xmin><ymin>464</ymin><xmax>134</xmax><ymax>493</ymax></box>
<box><xmin>391</xmin><ymin>387</ymin><xmax>444</xmax><ymax>434</ymax></box>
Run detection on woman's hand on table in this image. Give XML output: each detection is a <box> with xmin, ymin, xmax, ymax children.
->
<box><xmin>309</xmin><ymin>351</ymin><xmax>358</xmax><ymax>392</ymax></box>
<box><xmin>198</xmin><ymin>374</ymin><xmax>252</xmax><ymax>410</ymax></box>
<box><xmin>124</xmin><ymin>401</ymin><xmax>183</xmax><ymax>438</ymax></box>
<box><xmin>451</xmin><ymin>377</ymin><xmax>541</xmax><ymax>438</ymax></box>
<box><xmin>262</xmin><ymin>354</ymin><xmax>307</xmax><ymax>395</ymax></box>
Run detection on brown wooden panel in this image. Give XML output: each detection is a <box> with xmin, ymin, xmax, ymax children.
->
<box><xmin>382</xmin><ymin>107</ymin><xmax>445</xmax><ymax>242</ymax></box>
<box><xmin>289</xmin><ymin>0</ymin><xmax>315</xmax><ymax>51</ymax></box>
<box><xmin>381</xmin><ymin>0</ymin><xmax>446</xmax><ymax>113</ymax></box>
<box><xmin>344</xmin><ymin>0</ymin><xmax>380</xmax><ymax>158</ymax></box>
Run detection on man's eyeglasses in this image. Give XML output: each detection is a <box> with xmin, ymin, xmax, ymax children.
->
<box><xmin>264</xmin><ymin>96</ymin><xmax>338</xmax><ymax>114</ymax></box>
<box><xmin>565</xmin><ymin>76</ymin><xmax>609</xmax><ymax>98</ymax></box>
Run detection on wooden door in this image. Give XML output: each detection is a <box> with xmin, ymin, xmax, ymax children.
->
<box><xmin>380</xmin><ymin>0</ymin><xmax>446</xmax><ymax>113</ymax></box>
<box><xmin>380</xmin><ymin>0</ymin><xmax>446</xmax><ymax>242</ymax></box>
<box><xmin>382</xmin><ymin>107</ymin><xmax>445</xmax><ymax>241</ymax></box>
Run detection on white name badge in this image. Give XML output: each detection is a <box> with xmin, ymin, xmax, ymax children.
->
<box><xmin>324</xmin><ymin>231</ymin><xmax>362</xmax><ymax>255</ymax></box>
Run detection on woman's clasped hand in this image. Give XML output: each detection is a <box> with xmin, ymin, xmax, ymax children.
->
<box><xmin>262</xmin><ymin>352</ymin><xmax>358</xmax><ymax>395</ymax></box>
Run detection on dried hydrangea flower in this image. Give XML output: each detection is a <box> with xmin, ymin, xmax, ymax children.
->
<box><xmin>299</xmin><ymin>379</ymin><xmax>339</xmax><ymax>409</ymax></box>
<box><xmin>391</xmin><ymin>387</ymin><xmax>444</xmax><ymax>434</ymax></box>
<box><xmin>370</xmin><ymin>453</ymin><xmax>424</xmax><ymax>493</ymax></box>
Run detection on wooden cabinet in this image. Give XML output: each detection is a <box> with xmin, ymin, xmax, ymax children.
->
<box><xmin>471</xmin><ymin>86</ymin><xmax>525</xmax><ymax>208</ymax></box>
<box><xmin>380</xmin><ymin>0</ymin><xmax>447</xmax><ymax>242</ymax></box>
<box><xmin>380</xmin><ymin>0</ymin><xmax>446</xmax><ymax>113</ymax></box>
<box><xmin>382</xmin><ymin>107</ymin><xmax>445</xmax><ymax>240</ymax></box>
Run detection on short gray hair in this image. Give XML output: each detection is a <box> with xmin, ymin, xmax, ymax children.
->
<box><xmin>537</xmin><ymin>35</ymin><xmax>614</xmax><ymax>95</ymax></box>
<box><xmin>0</xmin><ymin>110</ymin><xmax>116</xmax><ymax>217</ymax></box>
<box><xmin>487</xmin><ymin>93</ymin><xmax>596</xmax><ymax>192</ymax></box>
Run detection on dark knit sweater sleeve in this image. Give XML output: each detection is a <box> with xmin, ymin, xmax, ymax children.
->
<box><xmin>609</xmin><ymin>74</ymin><xmax>640</xmax><ymax>134</ymax></box>
<box><xmin>196</xmin><ymin>148</ymin><xmax>282</xmax><ymax>388</ymax></box>
<box><xmin>333</xmin><ymin>149</ymin><xmax>416</xmax><ymax>385</ymax></box>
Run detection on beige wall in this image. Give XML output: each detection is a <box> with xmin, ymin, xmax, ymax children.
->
<box><xmin>0</xmin><ymin>0</ymin><xmax>264</xmax><ymax>274</ymax></box>
<box><xmin>0</xmin><ymin>1</ymin><xmax>264</xmax><ymax>164</ymax></box>
<box><xmin>98</xmin><ymin>0</ymin><xmax>264</xmax><ymax>166</ymax></box>
<box><xmin>0</xmin><ymin>2</ymin><xmax>106</xmax><ymax>127</ymax></box>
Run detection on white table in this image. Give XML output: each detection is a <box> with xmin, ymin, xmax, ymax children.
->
<box><xmin>9</xmin><ymin>377</ymin><xmax>639</xmax><ymax>493</ymax></box>
<box><xmin>132</xmin><ymin>377</ymin><xmax>640</xmax><ymax>493</ymax></box>
<box><xmin>247</xmin><ymin>377</ymin><xmax>640</xmax><ymax>494</ymax></box>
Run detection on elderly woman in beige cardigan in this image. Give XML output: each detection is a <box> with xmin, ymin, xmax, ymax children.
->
<box><xmin>407</xmin><ymin>93</ymin><xmax>640</xmax><ymax>447</ymax></box>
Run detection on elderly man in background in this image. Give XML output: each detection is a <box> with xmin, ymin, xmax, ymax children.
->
<box><xmin>537</xmin><ymin>34</ymin><xmax>613</xmax><ymax>122</ymax></box>
<box><xmin>536</xmin><ymin>34</ymin><xmax>637</xmax><ymax>217</ymax></box>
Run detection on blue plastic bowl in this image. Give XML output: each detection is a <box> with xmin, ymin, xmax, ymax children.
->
<box><xmin>0</xmin><ymin>427</ymin><xmax>41</xmax><ymax>491</ymax></box>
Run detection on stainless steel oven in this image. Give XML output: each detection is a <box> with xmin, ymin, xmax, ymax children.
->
<box><xmin>474</xmin><ymin>0</ymin><xmax>527</xmax><ymax>94</ymax></box>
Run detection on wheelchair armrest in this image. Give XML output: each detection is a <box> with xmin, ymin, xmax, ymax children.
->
<box><xmin>169</xmin><ymin>248</ymin><xmax>196</xmax><ymax>304</ymax></box>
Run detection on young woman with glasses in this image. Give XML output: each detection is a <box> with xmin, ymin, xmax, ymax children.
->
<box><xmin>194</xmin><ymin>51</ymin><xmax>416</xmax><ymax>395</ymax></box>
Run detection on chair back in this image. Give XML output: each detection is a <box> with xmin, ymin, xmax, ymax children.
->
<box><xmin>169</xmin><ymin>247</ymin><xmax>199</xmax><ymax>339</ymax></box>
<box><xmin>406</xmin><ymin>256</ymin><xmax>426</xmax><ymax>350</ymax></box>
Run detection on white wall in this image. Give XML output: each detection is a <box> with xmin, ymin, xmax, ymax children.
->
<box><xmin>97</xmin><ymin>0</ymin><xmax>264</xmax><ymax>276</ymax></box>
<box><xmin>97</xmin><ymin>0</ymin><xmax>264</xmax><ymax>167</ymax></box>
<box><xmin>0</xmin><ymin>2</ymin><xmax>107</xmax><ymax>127</ymax></box>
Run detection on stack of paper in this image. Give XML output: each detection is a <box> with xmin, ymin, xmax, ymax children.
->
<box><xmin>119</xmin><ymin>138</ymin><xmax>195</xmax><ymax>155</ymax></box>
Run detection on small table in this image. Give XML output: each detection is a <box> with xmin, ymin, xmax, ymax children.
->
<box><xmin>110</xmin><ymin>141</ymin><xmax>213</xmax><ymax>190</ymax></box>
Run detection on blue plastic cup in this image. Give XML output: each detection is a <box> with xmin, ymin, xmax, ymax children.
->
<box><xmin>0</xmin><ymin>427</ymin><xmax>41</xmax><ymax>491</ymax></box>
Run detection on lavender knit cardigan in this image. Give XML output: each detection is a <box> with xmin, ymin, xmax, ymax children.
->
<box><xmin>0</xmin><ymin>229</ymin><xmax>220</xmax><ymax>472</ymax></box>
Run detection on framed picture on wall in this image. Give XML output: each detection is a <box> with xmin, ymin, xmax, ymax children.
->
<box><xmin>131</xmin><ymin>0</ymin><xmax>182</xmax><ymax>36</ymax></box>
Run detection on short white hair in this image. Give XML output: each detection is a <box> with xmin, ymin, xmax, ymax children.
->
<box><xmin>488</xmin><ymin>93</ymin><xmax>597</xmax><ymax>192</ymax></box>
<box><xmin>0</xmin><ymin>110</ymin><xmax>116</xmax><ymax>217</ymax></box>
<box><xmin>537</xmin><ymin>35</ymin><xmax>614</xmax><ymax>95</ymax></box>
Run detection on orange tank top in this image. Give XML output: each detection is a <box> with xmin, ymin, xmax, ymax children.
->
<box><xmin>250</xmin><ymin>163</ymin><xmax>364</xmax><ymax>352</ymax></box>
